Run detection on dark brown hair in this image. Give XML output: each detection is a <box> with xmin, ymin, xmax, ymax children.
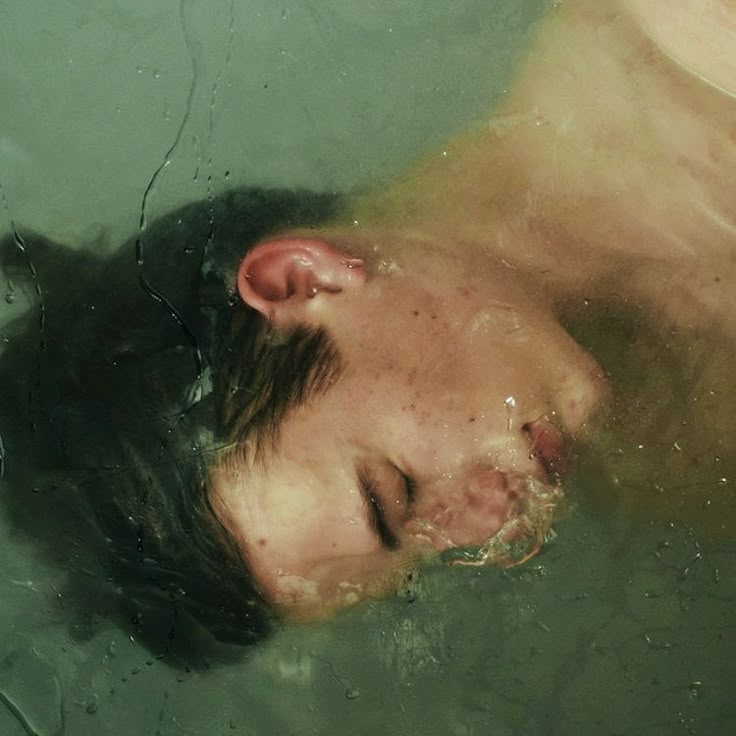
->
<box><xmin>0</xmin><ymin>187</ymin><xmax>343</xmax><ymax>668</ymax></box>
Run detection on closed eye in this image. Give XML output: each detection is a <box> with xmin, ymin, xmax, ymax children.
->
<box><xmin>356</xmin><ymin>463</ymin><xmax>400</xmax><ymax>550</ymax></box>
<box><xmin>395</xmin><ymin>466</ymin><xmax>417</xmax><ymax>506</ymax></box>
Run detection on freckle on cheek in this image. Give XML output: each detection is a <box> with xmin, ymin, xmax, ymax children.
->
<box><xmin>257</xmin><ymin>538</ymin><xmax>267</xmax><ymax>547</ymax></box>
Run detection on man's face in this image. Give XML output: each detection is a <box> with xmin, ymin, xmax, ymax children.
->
<box><xmin>212</xmin><ymin>245</ymin><xmax>608</xmax><ymax>616</ymax></box>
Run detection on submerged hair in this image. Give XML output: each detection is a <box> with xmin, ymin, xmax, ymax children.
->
<box><xmin>0</xmin><ymin>187</ymin><xmax>343</xmax><ymax>668</ymax></box>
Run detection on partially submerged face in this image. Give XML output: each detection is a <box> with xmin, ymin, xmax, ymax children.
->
<box><xmin>211</xmin><ymin>235</ymin><xmax>609</xmax><ymax>617</ymax></box>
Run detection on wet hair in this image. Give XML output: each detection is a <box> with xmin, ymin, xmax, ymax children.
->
<box><xmin>0</xmin><ymin>187</ymin><xmax>344</xmax><ymax>668</ymax></box>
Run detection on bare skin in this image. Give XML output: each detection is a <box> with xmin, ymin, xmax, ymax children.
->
<box><xmin>351</xmin><ymin>0</ymin><xmax>736</xmax><ymax>325</ymax></box>
<box><xmin>213</xmin><ymin>0</ymin><xmax>736</xmax><ymax>616</ymax></box>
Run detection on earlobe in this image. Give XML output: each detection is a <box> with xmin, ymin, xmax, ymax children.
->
<box><xmin>237</xmin><ymin>237</ymin><xmax>366</xmax><ymax>321</ymax></box>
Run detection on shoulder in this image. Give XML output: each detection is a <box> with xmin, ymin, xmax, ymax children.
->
<box><xmin>622</xmin><ymin>0</ymin><xmax>736</xmax><ymax>97</ymax></box>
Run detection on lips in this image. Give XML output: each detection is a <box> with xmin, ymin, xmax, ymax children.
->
<box><xmin>404</xmin><ymin>469</ymin><xmax>526</xmax><ymax>551</ymax></box>
<box><xmin>404</xmin><ymin>420</ymin><xmax>570</xmax><ymax>566</ymax></box>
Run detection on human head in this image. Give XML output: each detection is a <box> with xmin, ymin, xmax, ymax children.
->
<box><xmin>211</xmin><ymin>224</ymin><xmax>610</xmax><ymax>617</ymax></box>
<box><xmin>0</xmin><ymin>187</ymin><xmax>347</xmax><ymax>665</ymax></box>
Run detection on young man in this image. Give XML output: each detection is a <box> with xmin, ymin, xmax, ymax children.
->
<box><xmin>1</xmin><ymin>0</ymin><xmax>733</xmax><ymax>662</ymax></box>
<box><xmin>211</xmin><ymin>0</ymin><xmax>736</xmax><ymax>614</ymax></box>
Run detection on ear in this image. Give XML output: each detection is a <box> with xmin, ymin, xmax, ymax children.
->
<box><xmin>237</xmin><ymin>237</ymin><xmax>366</xmax><ymax>323</ymax></box>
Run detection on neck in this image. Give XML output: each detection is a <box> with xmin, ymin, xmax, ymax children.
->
<box><xmin>342</xmin><ymin>0</ymin><xmax>736</xmax><ymax>302</ymax></box>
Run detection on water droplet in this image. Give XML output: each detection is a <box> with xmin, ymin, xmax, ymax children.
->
<box><xmin>224</xmin><ymin>170</ymin><xmax>231</xmax><ymax>180</ymax></box>
<box><xmin>152</xmin><ymin>69</ymin><xmax>160</xmax><ymax>79</ymax></box>
<box><xmin>345</xmin><ymin>688</ymin><xmax>360</xmax><ymax>700</ymax></box>
<box><xmin>5</xmin><ymin>292</ymin><xmax>15</xmax><ymax>304</ymax></box>
<box><xmin>85</xmin><ymin>701</ymin><xmax>98</xmax><ymax>715</ymax></box>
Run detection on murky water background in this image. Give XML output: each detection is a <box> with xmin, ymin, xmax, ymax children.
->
<box><xmin>1</xmin><ymin>1</ymin><xmax>735</xmax><ymax>734</ymax></box>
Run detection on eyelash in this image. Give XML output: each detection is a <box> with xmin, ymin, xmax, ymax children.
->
<box><xmin>358</xmin><ymin>464</ymin><xmax>400</xmax><ymax>550</ymax></box>
<box><xmin>397</xmin><ymin>467</ymin><xmax>417</xmax><ymax>505</ymax></box>
<box><xmin>358</xmin><ymin>462</ymin><xmax>418</xmax><ymax>551</ymax></box>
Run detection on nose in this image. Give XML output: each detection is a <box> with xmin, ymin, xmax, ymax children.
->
<box><xmin>404</xmin><ymin>467</ymin><xmax>529</xmax><ymax>552</ymax></box>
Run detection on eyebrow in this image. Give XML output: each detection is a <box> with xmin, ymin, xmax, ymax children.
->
<box><xmin>356</xmin><ymin>463</ymin><xmax>400</xmax><ymax>550</ymax></box>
